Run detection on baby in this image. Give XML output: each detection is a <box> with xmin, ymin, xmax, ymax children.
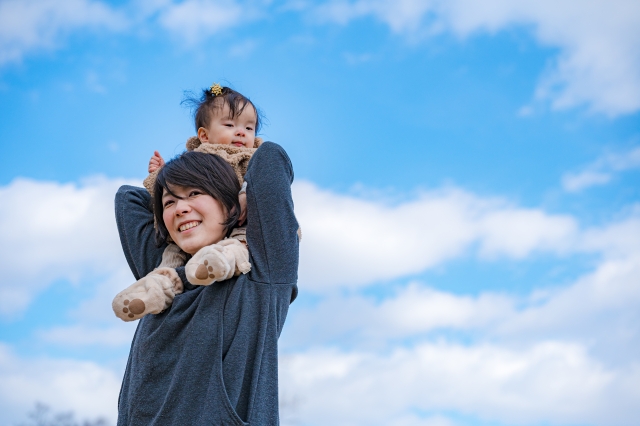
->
<box><xmin>112</xmin><ymin>84</ymin><xmax>261</xmax><ymax>321</ymax></box>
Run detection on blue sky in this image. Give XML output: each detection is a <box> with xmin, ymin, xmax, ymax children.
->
<box><xmin>1</xmin><ymin>1</ymin><xmax>639</xmax><ymax>425</ymax></box>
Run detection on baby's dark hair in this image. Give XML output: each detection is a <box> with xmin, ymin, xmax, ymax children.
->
<box><xmin>182</xmin><ymin>85</ymin><xmax>262</xmax><ymax>134</ymax></box>
<box><xmin>153</xmin><ymin>151</ymin><xmax>241</xmax><ymax>247</ymax></box>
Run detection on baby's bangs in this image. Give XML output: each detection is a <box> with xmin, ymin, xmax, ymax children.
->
<box><xmin>214</xmin><ymin>94</ymin><xmax>251</xmax><ymax>116</ymax></box>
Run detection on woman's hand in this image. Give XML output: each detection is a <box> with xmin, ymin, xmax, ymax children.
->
<box><xmin>148</xmin><ymin>151</ymin><xmax>165</xmax><ymax>173</ymax></box>
<box><xmin>238</xmin><ymin>193</ymin><xmax>247</xmax><ymax>226</ymax></box>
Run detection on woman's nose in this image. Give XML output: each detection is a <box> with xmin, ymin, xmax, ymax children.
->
<box><xmin>175</xmin><ymin>199</ymin><xmax>191</xmax><ymax>215</ymax></box>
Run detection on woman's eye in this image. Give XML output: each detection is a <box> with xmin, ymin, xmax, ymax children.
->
<box><xmin>189</xmin><ymin>190</ymin><xmax>202</xmax><ymax>197</ymax></box>
<box><xmin>163</xmin><ymin>200</ymin><xmax>174</xmax><ymax>209</ymax></box>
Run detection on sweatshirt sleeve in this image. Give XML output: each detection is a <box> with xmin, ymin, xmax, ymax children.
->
<box><xmin>114</xmin><ymin>185</ymin><xmax>166</xmax><ymax>280</ymax></box>
<box><xmin>244</xmin><ymin>142</ymin><xmax>300</xmax><ymax>287</ymax></box>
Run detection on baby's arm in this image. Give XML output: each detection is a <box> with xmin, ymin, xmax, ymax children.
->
<box><xmin>143</xmin><ymin>151</ymin><xmax>165</xmax><ymax>196</ymax></box>
<box><xmin>148</xmin><ymin>151</ymin><xmax>165</xmax><ymax>173</ymax></box>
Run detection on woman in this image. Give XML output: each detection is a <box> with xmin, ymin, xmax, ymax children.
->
<box><xmin>115</xmin><ymin>142</ymin><xmax>299</xmax><ymax>425</ymax></box>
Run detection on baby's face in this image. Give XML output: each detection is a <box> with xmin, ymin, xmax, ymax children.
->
<box><xmin>198</xmin><ymin>102</ymin><xmax>257</xmax><ymax>148</ymax></box>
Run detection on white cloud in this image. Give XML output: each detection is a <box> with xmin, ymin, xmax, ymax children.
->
<box><xmin>286</xmin><ymin>211</ymin><xmax>640</xmax><ymax>348</ymax></box>
<box><xmin>313</xmin><ymin>0</ymin><xmax>640</xmax><ymax>116</ymax></box>
<box><xmin>0</xmin><ymin>0</ymin><xmax>262</xmax><ymax>65</ymax></box>
<box><xmin>3</xmin><ymin>0</ymin><xmax>639</xmax><ymax>117</ymax></box>
<box><xmin>286</xmin><ymin>252</ymin><xmax>640</xmax><ymax>356</ymax></box>
<box><xmin>0</xmin><ymin>176</ymin><xmax>136</xmax><ymax>316</ymax></box>
<box><xmin>71</xmin><ymin>265</ymin><xmax>143</xmax><ymax>323</ymax></box>
<box><xmin>282</xmin><ymin>284</ymin><xmax>514</xmax><ymax>351</ymax></box>
<box><xmin>581</xmin><ymin>213</ymin><xmax>640</xmax><ymax>258</ymax></box>
<box><xmin>562</xmin><ymin>146</ymin><xmax>640</xmax><ymax>192</ymax></box>
<box><xmin>279</xmin><ymin>342</ymin><xmax>640</xmax><ymax>426</ymax></box>
<box><xmin>495</xmin><ymin>254</ymin><xmax>640</xmax><ymax>359</ymax></box>
<box><xmin>562</xmin><ymin>170</ymin><xmax>612</xmax><ymax>192</ymax></box>
<box><xmin>477</xmin><ymin>208</ymin><xmax>576</xmax><ymax>258</ymax></box>
<box><xmin>278</xmin><ymin>206</ymin><xmax>640</xmax><ymax>424</ymax></box>
<box><xmin>0</xmin><ymin>344</ymin><xmax>121</xmax><ymax>425</ymax></box>
<box><xmin>156</xmin><ymin>0</ymin><xmax>255</xmax><ymax>44</ymax></box>
<box><xmin>0</xmin><ymin>0</ymin><xmax>127</xmax><ymax>66</ymax></box>
<box><xmin>315</xmin><ymin>0</ymin><xmax>435</xmax><ymax>33</ymax></box>
<box><xmin>34</xmin><ymin>265</ymin><xmax>139</xmax><ymax>348</ymax></box>
<box><xmin>38</xmin><ymin>323</ymin><xmax>135</xmax><ymax>348</ymax></box>
<box><xmin>2</xmin><ymin>175</ymin><xmax>634</xmax><ymax>317</ymax></box>
<box><xmin>390</xmin><ymin>415</ymin><xmax>457</xmax><ymax>426</ymax></box>
<box><xmin>294</xmin><ymin>180</ymin><xmax>579</xmax><ymax>291</ymax></box>
<box><xmin>2</xmin><ymin>175</ymin><xmax>639</xmax><ymax>425</ymax></box>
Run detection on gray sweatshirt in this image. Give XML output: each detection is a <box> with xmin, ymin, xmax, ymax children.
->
<box><xmin>115</xmin><ymin>142</ymin><xmax>299</xmax><ymax>425</ymax></box>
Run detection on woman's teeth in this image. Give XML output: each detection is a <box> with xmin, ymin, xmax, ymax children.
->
<box><xmin>179</xmin><ymin>221</ymin><xmax>200</xmax><ymax>232</ymax></box>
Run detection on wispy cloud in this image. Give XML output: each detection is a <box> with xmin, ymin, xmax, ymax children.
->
<box><xmin>311</xmin><ymin>0</ymin><xmax>640</xmax><ymax>117</ymax></box>
<box><xmin>156</xmin><ymin>0</ymin><xmax>249</xmax><ymax>44</ymax></box>
<box><xmin>286</xmin><ymin>218</ymin><xmax>640</xmax><ymax>350</ymax></box>
<box><xmin>0</xmin><ymin>0</ymin><xmax>259</xmax><ymax>66</ymax></box>
<box><xmin>562</xmin><ymin>146</ymin><xmax>640</xmax><ymax>192</ymax></box>
<box><xmin>37</xmin><ymin>323</ymin><xmax>135</xmax><ymax>348</ymax></box>
<box><xmin>295</xmin><ymin>181</ymin><xmax>578</xmax><ymax>291</ymax></box>
<box><xmin>0</xmin><ymin>0</ymin><xmax>127</xmax><ymax>66</ymax></box>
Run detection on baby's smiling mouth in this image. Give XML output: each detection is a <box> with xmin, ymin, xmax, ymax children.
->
<box><xmin>179</xmin><ymin>221</ymin><xmax>201</xmax><ymax>232</ymax></box>
<box><xmin>232</xmin><ymin>142</ymin><xmax>244</xmax><ymax>147</ymax></box>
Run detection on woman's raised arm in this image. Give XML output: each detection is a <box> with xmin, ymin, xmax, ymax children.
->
<box><xmin>244</xmin><ymin>142</ymin><xmax>300</xmax><ymax>288</ymax></box>
<box><xmin>114</xmin><ymin>185</ymin><xmax>166</xmax><ymax>280</ymax></box>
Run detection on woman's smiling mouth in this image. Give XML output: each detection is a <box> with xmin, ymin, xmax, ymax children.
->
<box><xmin>179</xmin><ymin>221</ymin><xmax>201</xmax><ymax>232</ymax></box>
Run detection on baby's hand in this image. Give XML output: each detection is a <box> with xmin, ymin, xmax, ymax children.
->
<box><xmin>148</xmin><ymin>151</ymin><xmax>165</xmax><ymax>173</ymax></box>
<box><xmin>238</xmin><ymin>193</ymin><xmax>247</xmax><ymax>226</ymax></box>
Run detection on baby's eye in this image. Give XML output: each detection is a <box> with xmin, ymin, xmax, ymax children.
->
<box><xmin>246</xmin><ymin>126</ymin><xmax>254</xmax><ymax>131</ymax></box>
<box><xmin>224</xmin><ymin>123</ymin><xmax>233</xmax><ymax>127</ymax></box>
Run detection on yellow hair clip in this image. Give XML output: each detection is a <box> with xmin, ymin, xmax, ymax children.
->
<box><xmin>210</xmin><ymin>83</ymin><xmax>223</xmax><ymax>96</ymax></box>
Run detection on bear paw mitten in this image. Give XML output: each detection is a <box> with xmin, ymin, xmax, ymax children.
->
<box><xmin>185</xmin><ymin>243</ymin><xmax>232</xmax><ymax>285</ymax></box>
<box><xmin>185</xmin><ymin>239</ymin><xmax>251</xmax><ymax>286</ymax></box>
<box><xmin>218</xmin><ymin>238</ymin><xmax>251</xmax><ymax>275</ymax></box>
<box><xmin>112</xmin><ymin>267</ymin><xmax>183</xmax><ymax>322</ymax></box>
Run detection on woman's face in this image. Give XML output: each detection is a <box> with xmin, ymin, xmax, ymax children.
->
<box><xmin>161</xmin><ymin>184</ymin><xmax>227</xmax><ymax>255</ymax></box>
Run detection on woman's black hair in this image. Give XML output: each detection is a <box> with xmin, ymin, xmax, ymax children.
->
<box><xmin>182</xmin><ymin>85</ymin><xmax>263</xmax><ymax>134</ymax></box>
<box><xmin>153</xmin><ymin>151</ymin><xmax>242</xmax><ymax>247</ymax></box>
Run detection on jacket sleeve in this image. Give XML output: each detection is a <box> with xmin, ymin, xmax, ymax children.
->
<box><xmin>244</xmin><ymin>142</ymin><xmax>300</xmax><ymax>289</ymax></box>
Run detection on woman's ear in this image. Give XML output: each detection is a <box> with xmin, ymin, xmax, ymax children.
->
<box><xmin>197</xmin><ymin>127</ymin><xmax>209</xmax><ymax>142</ymax></box>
